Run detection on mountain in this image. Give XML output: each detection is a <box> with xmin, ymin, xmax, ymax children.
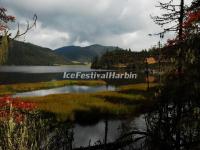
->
<box><xmin>5</xmin><ymin>40</ymin><xmax>68</xmax><ymax>65</ymax></box>
<box><xmin>55</xmin><ymin>44</ymin><xmax>117</xmax><ymax>63</ymax></box>
<box><xmin>4</xmin><ymin>42</ymin><xmax>119</xmax><ymax>65</ymax></box>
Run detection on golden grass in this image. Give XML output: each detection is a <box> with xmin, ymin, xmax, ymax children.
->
<box><xmin>0</xmin><ymin>80</ymin><xmax>106</xmax><ymax>95</ymax></box>
<box><xmin>93</xmin><ymin>91</ymin><xmax>146</xmax><ymax>104</ymax></box>
<box><xmin>0</xmin><ymin>81</ymin><xmax>157</xmax><ymax>121</ymax></box>
<box><xmin>22</xmin><ymin>92</ymin><xmax>134</xmax><ymax>121</ymax></box>
<box><xmin>119</xmin><ymin>83</ymin><xmax>158</xmax><ymax>91</ymax></box>
<box><xmin>20</xmin><ymin>83</ymin><xmax>157</xmax><ymax>121</ymax></box>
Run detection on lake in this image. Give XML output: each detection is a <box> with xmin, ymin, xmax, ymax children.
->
<box><xmin>0</xmin><ymin>65</ymin><xmax>93</xmax><ymax>84</ymax></box>
<box><xmin>0</xmin><ymin>65</ymin><xmax>145</xmax><ymax>84</ymax></box>
<box><xmin>0</xmin><ymin>65</ymin><xmax>95</xmax><ymax>73</ymax></box>
<box><xmin>73</xmin><ymin>115</ymin><xmax>146</xmax><ymax>148</ymax></box>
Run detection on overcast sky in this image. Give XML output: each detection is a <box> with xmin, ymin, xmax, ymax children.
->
<box><xmin>1</xmin><ymin>0</ymin><xmax>192</xmax><ymax>51</ymax></box>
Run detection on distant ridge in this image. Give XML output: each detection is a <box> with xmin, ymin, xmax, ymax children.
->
<box><xmin>4</xmin><ymin>41</ymin><xmax>120</xmax><ymax>65</ymax></box>
<box><xmin>55</xmin><ymin>44</ymin><xmax>117</xmax><ymax>63</ymax></box>
<box><xmin>5</xmin><ymin>40</ymin><xmax>68</xmax><ymax>65</ymax></box>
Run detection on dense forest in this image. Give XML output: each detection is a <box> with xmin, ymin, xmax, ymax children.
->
<box><xmin>91</xmin><ymin>47</ymin><xmax>161</xmax><ymax>70</ymax></box>
<box><xmin>91</xmin><ymin>48</ymin><xmax>142</xmax><ymax>69</ymax></box>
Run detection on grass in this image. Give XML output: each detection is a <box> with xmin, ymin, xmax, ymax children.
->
<box><xmin>20</xmin><ymin>83</ymin><xmax>157</xmax><ymax>122</ymax></box>
<box><xmin>93</xmin><ymin>91</ymin><xmax>146</xmax><ymax>105</ymax></box>
<box><xmin>21</xmin><ymin>93</ymin><xmax>134</xmax><ymax>121</ymax></box>
<box><xmin>0</xmin><ymin>80</ymin><xmax>106</xmax><ymax>96</ymax></box>
<box><xmin>0</xmin><ymin>80</ymin><xmax>157</xmax><ymax>122</ymax></box>
<box><xmin>119</xmin><ymin>83</ymin><xmax>158</xmax><ymax>91</ymax></box>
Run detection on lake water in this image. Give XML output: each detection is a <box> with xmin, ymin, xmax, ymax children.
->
<box><xmin>73</xmin><ymin>115</ymin><xmax>146</xmax><ymax>148</ymax></box>
<box><xmin>0</xmin><ymin>66</ymin><xmax>92</xmax><ymax>84</ymax></box>
<box><xmin>0</xmin><ymin>65</ymin><xmax>95</xmax><ymax>73</ymax></box>
<box><xmin>13</xmin><ymin>85</ymin><xmax>116</xmax><ymax>97</ymax></box>
<box><xmin>0</xmin><ymin>65</ymin><xmax>144</xmax><ymax>84</ymax></box>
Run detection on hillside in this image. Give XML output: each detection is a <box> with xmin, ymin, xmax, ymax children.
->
<box><xmin>5</xmin><ymin>40</ymin><xmax>68</xmax><ymax>65</ymax></box>
<box><xmin>55</xmin><ymin>44</ymin><xmax>116</xmax><ymax>63</ymax></box>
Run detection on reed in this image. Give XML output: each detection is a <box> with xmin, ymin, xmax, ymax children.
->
<box><xmin>21</xmin><ymin>83</ymin><xmax>157</xmax><ymax>121</ymax></box>
<box><xmin>119</xmin><ymin>83</ymin><xmax>158</xmax><ymax>91</ymax></box>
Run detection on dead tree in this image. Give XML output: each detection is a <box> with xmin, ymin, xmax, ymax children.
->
<box><xmin>0</xmin><ymin>7</ymin><xmax>37</xmax><ymax>64</ymax></box>
<box><xmin>151</xmin><ymin>0</ymin><xmax>185</xmax><ymax>76</ymax></box>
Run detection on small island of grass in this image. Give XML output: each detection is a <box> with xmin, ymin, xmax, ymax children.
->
<box><xmin>0</xmin><ymin>80</ymin><xmax>107</xmax><ymax>96</ymax></box>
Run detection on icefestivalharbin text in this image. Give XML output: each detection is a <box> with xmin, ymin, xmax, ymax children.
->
<box><xmin>63</xmin><ymin>72</ymin><xmax>138</xmax><ymax>80</ymax></box>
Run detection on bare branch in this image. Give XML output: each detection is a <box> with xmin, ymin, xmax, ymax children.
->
<box><xmin>150</xmin><ymin>0</ymin><xmax>185</xmax><ymax>40</ymax></box>
<box><xmin>12</xmin><ymin>14</ymin><xmax>37</xmax><ymax>39</ymax></box>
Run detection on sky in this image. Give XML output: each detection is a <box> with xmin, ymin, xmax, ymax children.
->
<box><xmin>1</xmin><ymin>0</ymin><xmax>193</xmax><ymax>51</ymax></box>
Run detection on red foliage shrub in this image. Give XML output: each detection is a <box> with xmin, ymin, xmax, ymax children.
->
<box><xmin>183</xmin><ymin>10</ymin><xmax>200</xmax><ymax>28</ymax></box>
<box><xmin>0</xmin><ymin>96</ymin><xmax>37</xmax><ymax>110</ymax></box>
<box><xmin>0</xmin><ymin>7</ymin><xmax>15</xmax><ymax>31</ymax></box>
<box><xmin>0</xmin><ymin>96</ymin><xmax>37</xmax><ymax>123</ymax></box>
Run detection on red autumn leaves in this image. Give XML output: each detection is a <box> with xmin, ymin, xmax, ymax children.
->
<box><xmin>0</xmin><ymin>96</ymin><xmax>37</xmax><ymax>110</ymax></box>
<box><xmin>166</xmin><ymin>8</ymin><xmax>200</xmax><ymax>46</ymax></box>
<box><xmin>0</xmin><ymin>96</ymin><xmax>37</xmax><ymax>123</ymax></box>
<box><xmin>184</xmin><ymin>10</ymin><xmax>200</xmax><ymax>28</ymax></box>
<box><xmin>0</xmin><ymin>7</ymin><xmax>15</xmax><ymax>31</ymax></box>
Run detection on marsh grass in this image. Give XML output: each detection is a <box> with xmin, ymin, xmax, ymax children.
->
<box><xmin>22</xmin><ymin>93</ymin><xmax>133</xmax><ymax>122</ymax></box>
<box><xmin>94</xmin><ymin>91</ymin><xmax>146</xmax><ymax>105</ymax></box>
<box><xmin>0</xmin><ymin>82</ymin><xmax>158</xmax><ymax>122</ymax></box>
<box><xmin>0</xmin><ymin>80</ymin><xmax>106</xmax><ymax>95</ymax></box>
<box><xmin>21</xmin><ymin>83</ymin><xmax>157</xmax><ymax>122</ymax></box>
<box><xmin>119</xmin><ymin>83</ymin><xmax>158</xmax><ymax>91</ymax></box>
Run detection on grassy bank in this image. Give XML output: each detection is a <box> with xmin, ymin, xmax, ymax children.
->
<box><xmin>21</xmin><ymin>83</ymin><xmax>157</xmax><ymax>122</ymax></box>
<box><xmin>0</xmin><ymin>80</ymin><xmax>106</xmax><ymax>96</ymax></box>
<box><xmin>119</xmin><ymin>83</ymin><xmax>158</xmax><ymax>91</ymax></box>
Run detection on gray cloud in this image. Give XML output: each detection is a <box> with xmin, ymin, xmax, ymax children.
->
<box><xmin>1</xmin><ymin>0</ymin><xmax>192</xmax><ymax>50</ymax></box>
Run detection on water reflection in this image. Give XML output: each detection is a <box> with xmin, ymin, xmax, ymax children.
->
<box><xmin>13</xmin><ymin>85</ymin><xmax>115</xmax><ymax>97</ymax></box>
<box><xmin>0</xmin><ymin>65</ymin><xmax>94</xmax><ymax>73</ymax></box>
<box><xmin>73</xmin><ymin>120</ymin><xmax>121</xmax><ymax>147</ymax></box>
<box><xmin>73</xmin><ymin>115</ymin><xmax>146</xmax><ymax>149</ymax></box>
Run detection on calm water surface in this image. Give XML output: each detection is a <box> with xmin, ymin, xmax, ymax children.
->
<box><xmin>73</xmin><ymin>115</ymin><xmax>146</xmax><ymax>148</ymax></box>
<box><xmin>0</xmin><ymin>65</ymin><xmax>120</xmax><ymax>84</ymax></box>
<box><xmin>0</xmin><ymin>65</ymin><xmax>94</xmax><ymax>73</ymax></box>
